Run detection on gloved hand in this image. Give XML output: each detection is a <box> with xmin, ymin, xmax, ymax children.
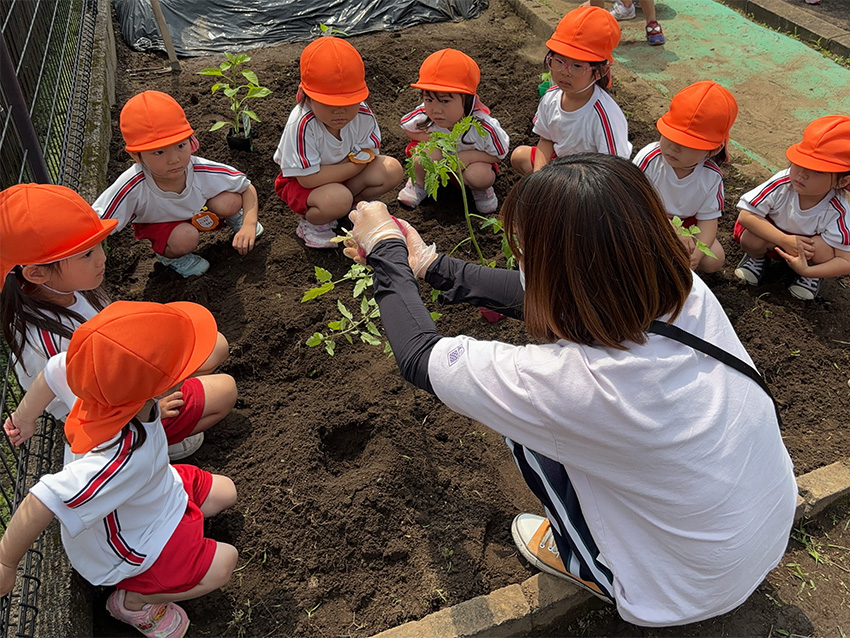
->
<box><xmin>349</xmin><ymin>201</ymin><xmax>405</xmax><ymax>255</ymax></box>
<box><xmin>394</xmin><ymin>218</ymin><xmax>437</xmax><ymax>278</ymax></box>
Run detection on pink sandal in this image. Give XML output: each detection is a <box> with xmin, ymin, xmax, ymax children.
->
<box><xmin>106</xmin><ymin>589</ymin><xmax>190</xmax><ymax>638</ymax></box>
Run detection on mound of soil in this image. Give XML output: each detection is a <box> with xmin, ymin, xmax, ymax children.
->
<box><xmin>95</xmin><ymin>1</ymin><xmax>850</xmax><ymax>635</ymax></box>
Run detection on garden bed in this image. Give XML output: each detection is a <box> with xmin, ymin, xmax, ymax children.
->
<box><xmin>95</xmin><ymin>1</ymin><xmax>850</xmax><ymax>635</ymax></box>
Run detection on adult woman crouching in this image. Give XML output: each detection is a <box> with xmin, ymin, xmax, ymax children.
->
<box><xmin>345</xmin><ymin>154</ymin><xmax>796</xmax><ymax>627</ymax></box>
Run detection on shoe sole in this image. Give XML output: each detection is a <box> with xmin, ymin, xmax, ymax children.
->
<box><xmin>788</xmin><ymin>285</ymin><xmax>817</xmax><ymax>301</ymax></box>
<box><xmin>510</xmin><ymin>518</ymin><xmax>613</xmax><ymax>604</ymax></box>
<box><xmin>168</xmin><ymin>432</ymin><xmax>204</xmax><ymax>461</ymax></box>
<box><xmin>734</xmin><ymin>268</ymin><xmax>760</xmax><ymax>285</ymax></box>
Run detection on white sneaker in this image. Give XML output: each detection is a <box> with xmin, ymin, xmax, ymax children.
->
<box><xmin>296</xmin><ymin>218</ymin><xmax>338</xmax><ymax>249</ymax></box>
<box><xmin>156</xmin><ymin>253</ymin><xmax>210</xmax><ymax>277</ymax></box>
<box><xmin>167</xmin><ymin>432</ymin><xmax>204</xmax><ymax>460</ymax></box>
<box><xmin>225</xmin><ymin>209</ymin><xmax>264</xmax><ymax>238</ymax></box>
<box><xmin>610</xmin><ymin>0</ymin><xmax>636</xmax><ymax>20</ymax></box>
<box><xmin>397</xmin><ymin>179</ymin><xmax>427</xmax><ymax>208</ymax></box>
<box><xmin>788</xmin><ymin>276</ymin><xmax>822</xmax><ymax>300</ymax></box>
<box><xmin>472</xmin><ymin>187</ymin><xmax>499</xmax><ymax>214</ymax></box>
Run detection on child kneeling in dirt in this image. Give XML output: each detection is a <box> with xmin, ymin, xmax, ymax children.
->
<box><xmin>273</xmin><ymin>36</ymin><xmax>404</xmax><ymax>249</ymax></box>
<box><xmin>734</xmin><ymin>115</ymin><xmax>850</xmax><ymax>300</ymax></box>
<box><xmin>397</xmin><ymin>48</ymin><xmax>510</xmax><ymax>214</ymax></box>
<box><xmin>1</xmin><ymin>301</ymin><xmax>238</xmax><ymax>638</ymax></box>
<box><xmin>94</xmin><ymin>90</ymin><xmax>262</xmax><ymax>278</ymax></box>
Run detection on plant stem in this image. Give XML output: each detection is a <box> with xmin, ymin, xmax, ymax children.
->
<box><xmin>455</xmin><ymin>170</ymin><xmax>486</xmax><ymax>267</ymax></box>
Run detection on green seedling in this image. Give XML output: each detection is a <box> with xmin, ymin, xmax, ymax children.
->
<box><xmin>671</xmin><ymin>216</ymin><xmax>716</xmax><ymax>259</ymax></box>
<box><xmin>476</xmin><ymin>215</ymin><xmax>517</xmax><ymax>270</ymax></box>
<box><xmin>198</xmin><ymin>53</ymin><xmax>272</xmax><ymax>138</ymax></box>
<box><xmin>318</xmin><ymin>23</ymin><xmax>348</xmax><ymax>36</ymax></box>
<box><xmin>301</xmin><ymin>263</ymin><xmax>372</xmax><ymax>302</ymax></box>
<box><xmin>305</xmin><ymin>602</ymin><xmax>321</xmax><ymax>618</ymax></box>
<box><xmin>442</xmin><ymin>547</ymin><xmax>454</xmax><ymax>570</ymax></box>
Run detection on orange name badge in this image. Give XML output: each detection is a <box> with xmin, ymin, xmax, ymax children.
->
<box><xmin>348</xmin><ymin>148</ymin><xmax>375</xmax><ymax>164</ymax></box>
<box><xmin>191</xmin><ymin>209</ymin><xmax>220</xmax><ymax>231</ymax></box>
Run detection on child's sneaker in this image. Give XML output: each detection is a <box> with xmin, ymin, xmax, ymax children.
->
<box><xmin>106</xmin><ymin>588</ymin><xmax>190</xmax><ymax>638</ymax></box>
<box><xmin>788</xmin><ymin>276</ymin><xmax>822</xmax><ymax>300</ymax></box>
<box><xmin>167</xmin><ymin>432</ymin><xmax>204</xmax><ymax>461</ymax></box>
<box><xmin>156</xmin><ymin>253</ymin><xmax>210</xmax><ymax>278</ymax></box>
<box><xmin>511</xmin><ymin>514</ymin><xmax>613</xmax><ymax>603</ymax></box>
<box><xmin>296</xmin><ymin>218</ymin><xmax>338</xmax><ymax>249</ymax></box>
<box><xmin>225</xmin><ymin>209</ymin><xmax>264</xmax><ymax>238</ymax></box>
<box><xmin>397</xmin><ymin>179</ymin><xmax>427</xmax><ymax>208</ymax></box>
<box><xmin>610</xmin><ymin>0</ymin><xmax>636</xmax><ymax>20</ymax></box>
<box><xmin>472</xmin><ymin>187</ymin><xmax>499</xmax><ymax>214</ymax></box>
<box><xmin>734</xmin><ymin>255</ymin><xmax>766</xmax><ymax>285</ymax></box>
<box><xmin>646</xmin><ymin>20</ymin><xmax>665</xmax><ymax>45</ymax></box>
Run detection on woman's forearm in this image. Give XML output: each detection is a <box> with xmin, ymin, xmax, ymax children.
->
<box><xmin>425</xmin><ymin>254</ymin><xmax>524</xmax><ymax>318</ymax></box>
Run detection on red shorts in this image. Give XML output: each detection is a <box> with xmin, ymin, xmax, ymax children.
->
<box><xmin>404</xmin><ymin>141</ymin><xmax>499</xmax><ymax>182</ymax></box>
<box><xmin>529</xmin><ymin>146</ymin><xmax>558</xmax><ymax>166</ymax></box>
<box><xmin>678</xmin><ymin>216</ymin><xmax>697</xmax><ymax>228</ymax></box>
<box><xmin>161</xmin><ymin>377</ymin><xmax>205</xmax><ymax>446</ymax></box>
<box><xmin>116</xmin><ymin>464</ymin><xmax>216</xmax><ymax>595</ymax></box>
<box><xmin>733</xmin><ymin>217</ymin><xmax>780</xmax><ymax>258</ymax></box>
<box><xmin>133</xmin><ymin>221</ymin><xmax>189</xmax><ymax>256</ymax></box>
<box><xmin>275</xmin><ymin>173</ymin><xmax>313</xmax><ymax>216</ymax></box>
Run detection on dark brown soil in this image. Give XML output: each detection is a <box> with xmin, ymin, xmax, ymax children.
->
<box><xmin>95</xmin><ymin>2</ymin><xmax>850</xmax><ymax>635</ymax></box>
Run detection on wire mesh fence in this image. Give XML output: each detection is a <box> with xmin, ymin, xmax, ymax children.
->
<box><xmin>1</xmin><ymin>0</ymin><xmax>100</xmax><ymax>635</ymax></box>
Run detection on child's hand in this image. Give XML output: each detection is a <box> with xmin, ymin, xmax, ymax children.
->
<box><xmin>4</xmin><ymin>412</ymin><xmax>38</xmax><ymax>447</ymax></box>
<box><xmin>781</xmin><ymin>235</ymin><xmax>814</xmax><ymax>260</ymax></box>
<box><xmin>0</xmin><ymin>563</ymin><xmax>17</xmax><ymax>597</ymax></box>
<box><xmin>777</xmin><ymin>238</ymin><xmax>812</xmax><ymax>274</ymax></box>
<box><xmin>158</xmin><ymin>391</ymin><xmax>184</xmax><ymax>420</ymax></box>
<box><xmin>688</xmin><ymin>242</ymin><xmax>702</xmax><ymax>270</ymax></box>
<box><xmin>232</xmin><ymin>227</ymin><xmax>257</xmax><ymax>256</ymax></box>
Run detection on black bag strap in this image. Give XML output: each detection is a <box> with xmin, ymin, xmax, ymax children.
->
<box><xmin>648</xmin><ymin>320</ymin><xmax>782</xmax><ymax>427</ymax></box>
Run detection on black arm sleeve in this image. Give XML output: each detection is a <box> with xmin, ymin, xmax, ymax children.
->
<box><xmin>424</xmin><ymin>254</ymin><xmax>525</xmax><ymax>320</ymax></box>
<box><xmin>367</xmin><ymin>239</ymin><xmax>441</xmax><ymax>394</ymax></box>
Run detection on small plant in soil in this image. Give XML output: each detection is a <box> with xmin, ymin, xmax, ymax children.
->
<box><xmin>197</xmin><ymin>53</ymin><xmax>272</xmax><ymax>147</ymax></box>
<box><xmin>671</xmin><ymin>216</ymin><xmax>716</xmax><ymax>260</ymax></box>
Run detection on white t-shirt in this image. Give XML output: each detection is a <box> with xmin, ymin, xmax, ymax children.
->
<box><xmin>93</xmin><ymin>156</ymin><xmax>251</xmax><ymax>232</ymax></box>
<box><xmin>634</xmin><ymin>142</ymin><xmax>725</xmax><ymax>221</ymax></box>
<box><xmin>14</xmin><ymin>293</ymin><xmax>100</xmax><ymax>420</ymax></box>
<box><xmin>427</xmin><ymin>275</ymin><xmax>796</xmax><ymax>627</ymax></box>
<box><xmin>30</xmin><ymin>353</ymin><xmax>187</xmax><ymax>587</ymax></box>
<box><xmin>400</xmin><ymin>105</ymin><xmax>510</xmax><ymax>160</ymax></box>
<box><xmin>532</xmin><ymin>85</ymin><xmax>632</xmax><ymax>159</ymax></box>
<box><xmin>274</xmin><ymin>101</ymin><xmax>382</xmax><ymax>177</ymax></box>
<box><xmin>737</xmin><ymin>168</ymin><xmax>850</xmax><ymax>251</ymax></box>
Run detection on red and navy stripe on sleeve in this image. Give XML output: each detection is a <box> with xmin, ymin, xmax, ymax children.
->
<box><xmin>100</xmin><ymin>172</ymin><xmax>145</xmax><ymax>220</ymax></box>
<box><xmin>64</xmin><ymin>430</ymin><xmax>134</xmax><ymax>509</ymax></box>
<box><xmin>592</xmin><ymin>101</ymin><xmax>618</xmax><ymax>156</ymax></box>
<box><xmin>830</xmin><ymin>196</ymin><xmax>849</xmax><ymax>246</ymax></box>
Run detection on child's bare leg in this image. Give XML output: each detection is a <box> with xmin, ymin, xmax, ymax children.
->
<box><xmin>347</xmin><ymin>155</ymin><xmax>405</xmax><ymax>201</ymax></box>
<box><xmin>194</xmin><ymin>333</ymin><xmax>230</xmax><ymax>375</ymax></box>
<box><xmin>304</xmin><ymin>184</ymin><xmax>354</xmax><ymax>225</ymax></box>
<box><xmin>810</xmin><ymin>235</ymin><xmax>835</xmax><ymax>265</ymax></box>
<box><xmin>189</xmin><ymin>374</ymin><xmax>237</xmax><ymax>436</ymax></box>
<box><xmin>739</xmin><ymin>229</ymin><xmax>772</xmax><ymax>258</ymax></box>
<box><xmin>463</xmin><ymin>162</ymin><xmax>496</xmax><ymax>190</ymax></box>
<box><xmin>697</xmin><ymin>239</ymin><xmax>725</xmax><ymax>273</ymax></box>
<box><xmin>511</xmin><ymin>146</ymin><xmax>535</xmax><ymax>176</ymax></box>
<box><xmin>162</xmin><ymin>223</ymin><xmax>200</xmax><ymax>258</ymax></box>
<box><xmin>205</xmin><ymin>191</ymin><xmax>243</xmax><ymax>220</ymax></box>
<box><xmin>200</xmin><ymin>475</ymin><xmax>237</xmax><ymax>517</ymax></box>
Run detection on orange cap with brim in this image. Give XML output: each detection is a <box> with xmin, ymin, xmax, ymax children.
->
<box><xmin>64</xmin><ymin>301</ymin><xmax>218</xmax><ymax>454</ymax></box>
<box><xmin>0</xmin><ymin>184</ymin><xmax>117</xmax><ymax>290</ymax></box>
<box><xmin>546</xmin><ymin>7</ymin><xmax>621</xmax><ymax>64</ymax></box>
<box><xmin>299</xmin><ymin>37</ymin><xmax>369</xmax><ymax>106</ymax></box>
<box><xmin>786</xmin><ymin>115</ymin><xmax>850</xmax><ymax>173</ymax></box>
<box><xmin>411</xmin><ymin>49</ymin><xmax>480</xmax><ymax>95</ymax></box>
<box><xmin>121</xmin><ymin>91</ymin><xmax>194</xmax><ymax>152</ymax></box>
<box><xmin>656</xmin><ymin>81</ymin><xmax>738</xmax><ymax>151</ymax></box>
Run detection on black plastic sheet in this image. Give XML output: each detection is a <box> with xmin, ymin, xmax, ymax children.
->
<box><xmin>114</xmin><ymin>0</ymin><xmax>489</xmax><ymax>57</ymax></box>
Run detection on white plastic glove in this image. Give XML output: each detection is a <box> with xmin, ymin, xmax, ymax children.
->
<box><xmin>349</xmin><ymin>201</ymin><xmax>405</xmax><ymax>255</ymax></box>
<box><xmin>395</xmin><ymin>219</ymin><xmax>438</xmax><ymax>278</ymax></box>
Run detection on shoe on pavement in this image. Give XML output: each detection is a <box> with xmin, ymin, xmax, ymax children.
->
<box><xmin>646</xmin><ymin>20</ymin><xmax>665</xmax><ymax>45</ymax></box>
<box><xmin>106</xmin><ymin>588</ymin><xmax>190</xmax><ymax>638</ymax></box>
<box><xmin>472</xmin><ymin>187</ymin><xmax>499</xmax><ymax>214</ymax></box>
<box><xmin>167</xmin><ymin>432</ymin><xmax>204</xmax><ymax>461</ymax></box>
<box><xmin>296</xmin><ymin>218</ymin><xmax>338</xmax><ymax>249</ymax></box>
<box><xmin>397</xmin><ymin>179</ymin><xmax>427</xmax><ymax>208</ymax></box>
<box><xmin>511</xmin><ymin>513</ymin><xmax>613</xmax><ymax>603</ymax></box>
<box><xmin>788</xmin><ymin>276</ymin><xmax>822</xmax><ymax>300</ymax></box>
<box><xmin>156</xmin><ymin>253</ymin><xmax>209</xmax><ymax>278</ymax></box>
<box><xmin>225</xmin><ymin>209</ymin><xmax>264</xmax><ymax>238</ymax></box>
<box><xmin>734</xmin><ymin>255</ymin><xmax>766</xmax><ymax>285</ymax></box>
<box><xmin>610</xmin><ymin>0</ymin><xmax>636</xmax><ymax>20</ymax></box>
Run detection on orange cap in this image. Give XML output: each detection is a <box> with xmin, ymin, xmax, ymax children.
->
<box><xmin>0</xmin><ymin>184</ymin><xmax>117</xmax><ymax>290</ymax></box>
<box><xmin>546</xmin><ymin>7</ymin><xmax>621</xmax><ymax>64</ymax></box>
<box><xmin>786</xmin><ymin>115</ymin><xmax>850</xmax><ymax>173</ymax></box>
<box><xmin>299</xmin><ymin>37</ymin><xmax>369</xmax><ymax>106</ymax></box>
<box><xmin>410</xmin><ymin>49</ymin><xmax>480</xmax><ymax>95</ymax></box>
<box><xmin>64</xmin><ymin>301</ymin><xmax>218</xmax><ymax>454</ymax></box>
<box><xmin>120</xmin><ymin>91</ymin><xmax>194</xmax><ymax>152</ymax></box>
<box><xmin>656</xmin><ymin>81</ymin><xmax>738</xmax><ymax>151</ymax></box>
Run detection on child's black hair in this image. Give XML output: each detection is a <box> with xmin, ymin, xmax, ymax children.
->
<box><xmin>1</xmin><ymin>267</ymin><xmax>109</xmax><ymax>376</ymax></box>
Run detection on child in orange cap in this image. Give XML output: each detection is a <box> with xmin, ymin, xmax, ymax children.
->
<box><xmin>634</xmin><ymin>81</ymin><xmax>738</xmax><ymax>273</ymax></box>
<box><xmin>511</xmin><ymin>7</ymin><xmax>631</xmax><ymax>175</ymax></box>
<box><xmin>0</xmin><ymin>184</ymin><xmax>235</xmax><ymax>460</ymax></box>
<box><xmin>735</xmin><ymin>115</ymin><xmax>850</xmax><ymax>300</ymax></box>
<box><xmin>273</xmin><ymin>36</ymin><xmax>404</xmax><ymax>248</ymax></box>
<box><xmin>0</xmin><ymin>301</ymin><xmax>238</xmax><ymax>638</ymax></box>
<box><xmin>94</xmin><ymin>90</ymin><xmax>262</xmax><ymax>277</ymax></box>
<box><xmin>397</xmin><ymin>48</ymin><xmax>510</xmax><ymax>214</ymax></box>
